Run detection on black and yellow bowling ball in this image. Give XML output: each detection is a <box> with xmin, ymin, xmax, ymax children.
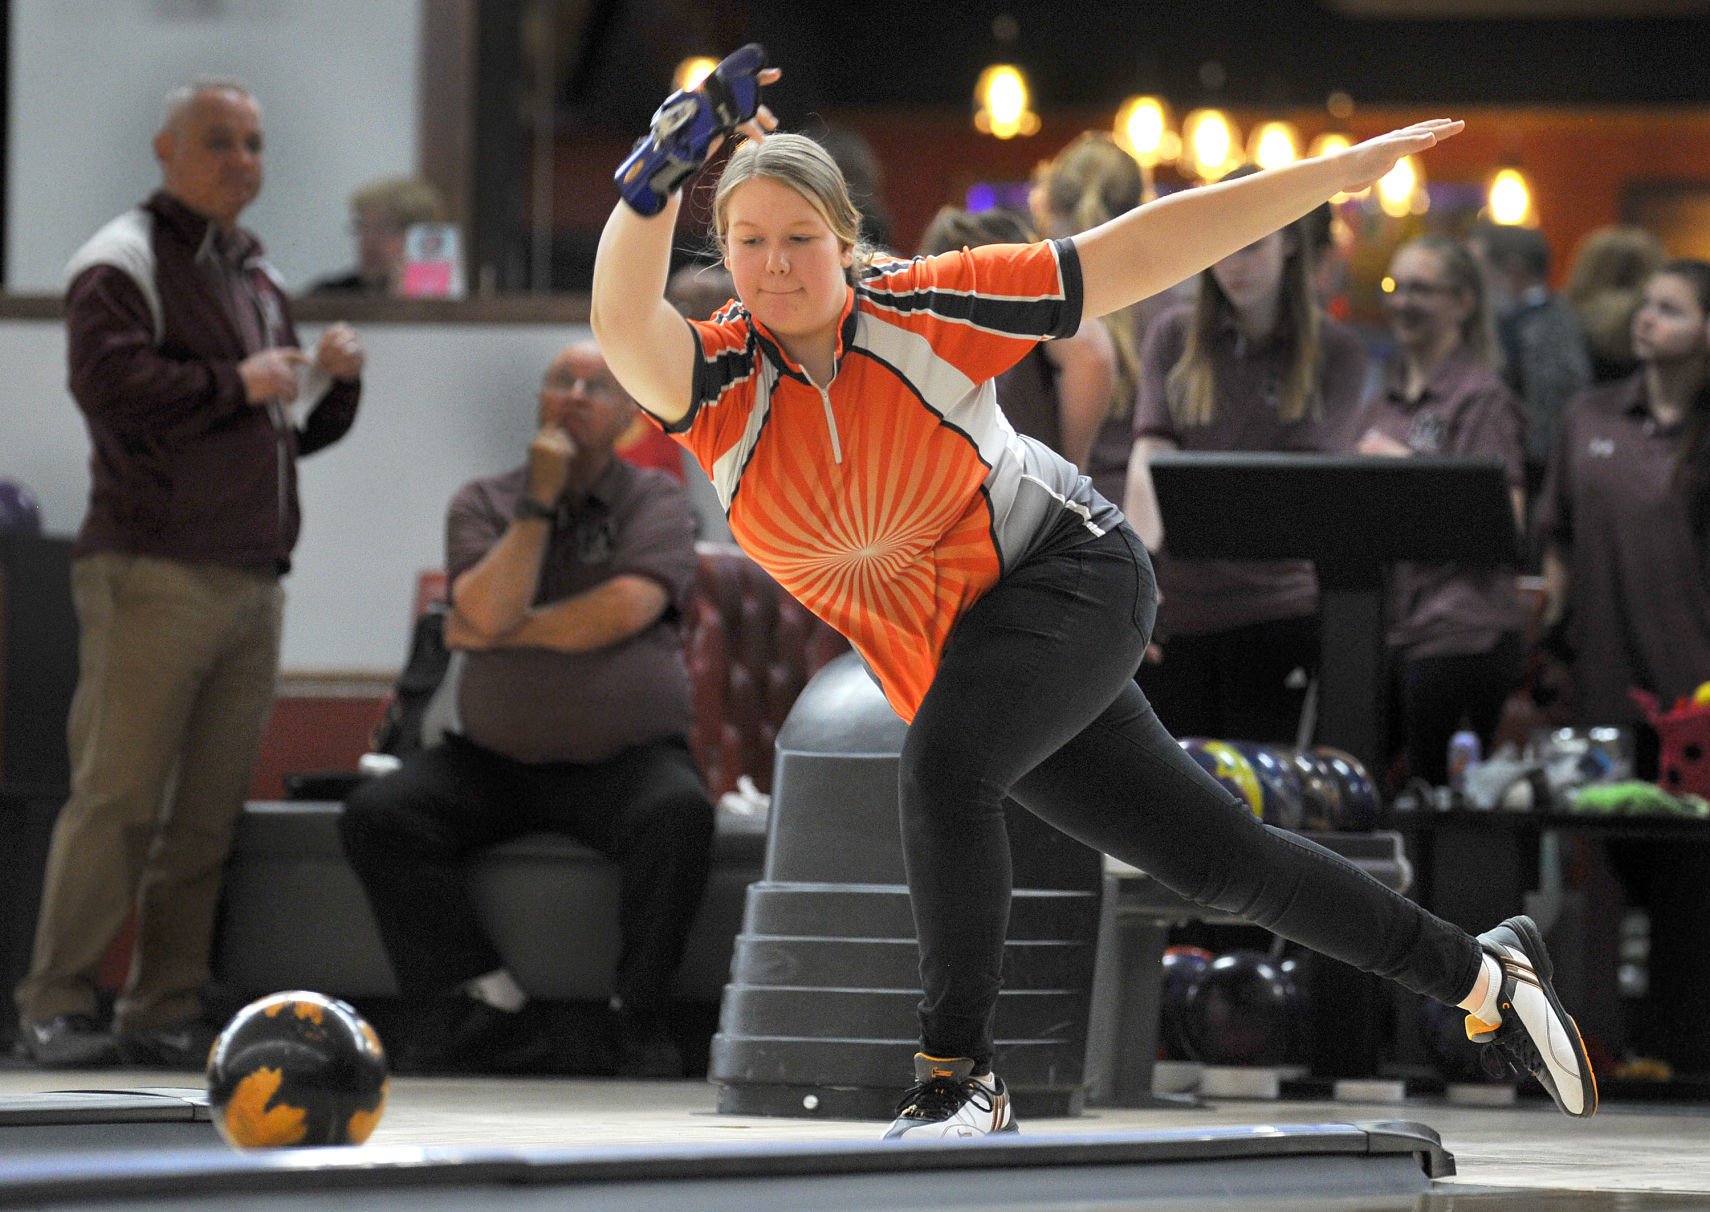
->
<box><xmin>1178</xmin><ymin>738</ymin><xmax>1264</xmax><ymax>819</ymax></box>
<box><xmin>207</xmin><ymin>990</ymin><xmax>388</xmax><ymax>1149</ymax></box>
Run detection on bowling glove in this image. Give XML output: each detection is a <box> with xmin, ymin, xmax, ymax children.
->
<box><xmin>615</xmin><ymin>43</ymin><xmax>768</xmax><ymax>216</ymax></box>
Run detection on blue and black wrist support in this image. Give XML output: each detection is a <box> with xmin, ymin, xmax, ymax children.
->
<box><xmin>615</xmin><ymin>43</ymin><xmax>767</xmax><ymax>216</ymax></box>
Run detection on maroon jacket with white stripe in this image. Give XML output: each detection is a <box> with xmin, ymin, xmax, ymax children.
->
<box><xmin>63</xmin><ymin>191</ymin><xmax>359</xmax><ymax>572</ymax></box>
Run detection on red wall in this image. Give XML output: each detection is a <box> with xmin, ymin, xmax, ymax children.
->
<box><xmin>546</xmin><ymin>103</ymin><xmax>1710</xmax><ymax>286</ymax></box>
<box><xmin>248</xmin><ymin>695</ymin><xmax>386</xmax><ymax>801</ymax></box>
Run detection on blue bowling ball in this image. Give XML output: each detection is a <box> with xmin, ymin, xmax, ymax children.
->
<box><xmin>1230</xmin><ymin>741</ymin><xmax>1307</xmax><ymax>831</ymax></box>
<box><xmin>1284</xmin><ymin>748</ymin><xmax>1342</xmax><ymax>832</ymax></box>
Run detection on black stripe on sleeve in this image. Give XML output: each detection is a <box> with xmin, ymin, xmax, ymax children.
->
<box><xmin>1049</xmin><ymin>237</ymin><xmax>1085</xmax><ymax>341</ymax></box>
<box><xmin>678</xmin><ymin>318</ymin><xmax>755</xmax><ymax>434</ymax></box>
<box><xmin>866</xmin><ymin>287</ymin><xmax>1066</xmax><ymax>337</ymax></box>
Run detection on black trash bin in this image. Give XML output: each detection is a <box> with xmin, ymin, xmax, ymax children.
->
<box><xmin>0</xmin><ymin>533</ymin><xmax>77</xmax><ymax>1050</ymax></box>
<box><xmin>710</xmin><ymin>652</ymin><xmax>1102</xmax><ymax>1120</ymax></box>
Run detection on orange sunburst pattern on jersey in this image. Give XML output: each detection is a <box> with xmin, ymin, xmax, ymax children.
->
<box><xmin>730</xmin><ymin>384</ymin><xmax>1000</xmax><ymax>720</ymax></box>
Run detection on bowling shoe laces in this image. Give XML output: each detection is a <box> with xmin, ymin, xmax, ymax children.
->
<box><xmin>1465</xmin><ymin>914</ymin><xmax>1599</xmax><ymax>1118</ymax></box>
<box><xmin>883</xmin><ymin>1053</ymin><xmax>1018</xmax><ymax>1139</ymax></box>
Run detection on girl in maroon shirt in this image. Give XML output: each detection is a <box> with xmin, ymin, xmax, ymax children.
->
<box><xmin>1357</xmin><ymin>234</ymin><xmax>1526</xmax><ymax>787</ymax></box>
<box><xmin>1539</xmin><ymin>260</ymin><xmax>1710</xmax><ymax>747</ymax></box>
<box><xmin>1126</xmin><ymin>166</ymin><xmax>1370</xmax><ymax>743</ymax></box>
<box><xmin>1029</xmin><ymin>133</ymin><xmax>1158</xmax><ymax>511</ymax></box>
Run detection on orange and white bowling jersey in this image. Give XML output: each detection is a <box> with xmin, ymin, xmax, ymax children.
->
<box><xmin>660</xmin><ymin>237</ymin><xmax>1121</xmax><ymax>721</ymax></box>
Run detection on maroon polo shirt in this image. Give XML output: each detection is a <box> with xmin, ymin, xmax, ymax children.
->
<box><xmin>1536</xmin><ymin>374</ymin><xmax>1710</xmax><ymax>727</ymax></box>
<box><xmin>1133</xmin><ymin>306</ymin><xmax>1370</xmax><ymax>635</ymax></box>
<box><xmin>1359</xmin><ymin>345</ymin><xmax>1525</xmax><ymax>658</ymax></box>
<box><xmin>446</xmin><ymin>457</ymin><xmax>698</xmax><ymax>765</ymax></box>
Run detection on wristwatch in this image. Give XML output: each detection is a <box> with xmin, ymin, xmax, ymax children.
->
<box><xmin>514</xmin><ymin>496</ymin><xmax>556</xmax><ymax>524</ymax></box>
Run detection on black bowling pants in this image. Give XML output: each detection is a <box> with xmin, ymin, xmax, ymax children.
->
<box><xmin>900</xmin><ymin>523</ymin><xmax>1481</xmax><ymax>1066</ymax></box>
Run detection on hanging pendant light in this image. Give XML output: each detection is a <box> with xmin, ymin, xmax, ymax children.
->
<box><xmin>974</xmin><ymin>64</ymin><xmax>1040</xmax><ymax>139</ymax></box>
<box><xmin>1488</xmin><ymin>166</ymin><xmax>1534</xmax><ymax>226</ymax></box>
<box><xmin>1376</xmin><ymin>154</ymin><xmax>1427</xmax><ymax>218</ymax></box>
<box><xmin>1181</xmin><ymin>107</ymin><xmax>1239</xmax><ymax>181</ymax></box>
<box><xmin>1113</xmin><ymin>95</ymin><xmax>1180</xmax><ymax>168</ymax></box>
<box><xmin>1247</xmin><ymin>119</ymin><xmax>1301</xmax><ymax>171</ymax></box>
<box><xmin>673</xmin><ymin>56</ymin><xmax>719</xmax><ymax>92</ymax></box>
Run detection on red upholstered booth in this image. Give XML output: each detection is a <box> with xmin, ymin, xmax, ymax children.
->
<box><xmin>215</xmin><ymin>542</ymin><xmax>850</xmax><ymax>1011</ymax></box>
<box><xmin>685</xmin><ymin>542</ymin><xmax>847</xmax><ymax>799</ymax></box>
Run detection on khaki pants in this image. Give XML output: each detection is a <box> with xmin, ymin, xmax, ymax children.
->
<box><xmin>15</xmin><ymin>553</ymin><xmax>283</xmax><ymax>1032</ymax></box>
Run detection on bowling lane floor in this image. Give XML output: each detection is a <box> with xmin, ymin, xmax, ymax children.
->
<box><xmin>2</xmin><ymin>1066</ymin><xmax>1709</xmax><ymax>1210</ymax></box>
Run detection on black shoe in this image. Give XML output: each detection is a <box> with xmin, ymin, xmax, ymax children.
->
<box><xmin>16</xmin><ymin>1015</ymin><xmax>121</xmax><ymax>1069</ymax></box>
<box><xmin>614</xmin><ymin>1007</ymin><xmax>683</xmax><ymax>1078</ymax></box>
<box><xmin>395</xmin><ymin>995</ymin><xmax>532</xmax><ymax>1075</ymax></box>
<box><xmin>116</xmin><ymin>1019</ymin><xmax>219</xmax><ymax>1070</ymax></box>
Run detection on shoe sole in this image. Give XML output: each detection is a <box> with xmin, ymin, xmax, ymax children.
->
<box><xmin>885</xmin><ymin>1119</ymin><xmax>1020</xmax><ymax>1140</ymax></box>
<box><xmin>1494</xmin><ymin>915</ymin><xmax>1599</xmax><ymax>1118</ymax></box>
<box><xmin>15</xmin><ymin>1041</ymin><xmax>121</xmax><ymax>1069</ymax></box>
<box><xmin>117</xmin><ymin>1033</ymin><xmax>215</xmax><ymax>1069</ymax></box>
<box><xmin>884</xmin><ymin>1095</ymin><xmax>1020</xmax><ymax>1140</ymax></box>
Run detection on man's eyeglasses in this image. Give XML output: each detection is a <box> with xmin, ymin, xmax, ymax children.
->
<box><xmin>542</xmin><ymin>375</ymin><xmax>620</xmax><ymax>397</ymax></box>
<box><xmin>1381</xmin><ymin>277</ymin><xmax>1456</xmax><ymax>301</ymax></box>
<box><xmin>348</xmin><ymin>220</ymin><xmax>406</xmax><ymax>238</ymax></box>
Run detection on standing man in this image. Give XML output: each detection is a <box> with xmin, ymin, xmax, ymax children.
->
<box><xmin>339</xmin><ymin>341</ymin><xmax>713</xmax><ymax>1078</ymax></box>
<box><xmin>1469</xmin><ymin>221</ymin><xmax>1592</xmax><ymax>527</ymax></box>
<box><xmin>14</xmin><ymin>79</ymin><xmax>363</xmax><ymax>1068</ymax></box>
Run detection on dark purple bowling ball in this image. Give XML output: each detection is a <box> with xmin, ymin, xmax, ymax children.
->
<box><xmin>0</xmin><ymin>479</ymin><xmax>42</xmax><ymax>535</ymax></box>
<box><xmin>1313</xmin><ymin>746</ymin><xmax>1382</xmax><ymax>831</ymax></box>
<box><xmin>1159</xmin><ymin>945</ymin><xmax>1214</xmax><ymax>1061</ymax></box>
<box><xmin>1284</xmin><ymin>748</ymin><xmax>1343</xmax><ymax>832</ymax></box>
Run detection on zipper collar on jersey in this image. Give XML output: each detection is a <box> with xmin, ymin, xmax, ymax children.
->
<box><xmin>750</xmin><ymin>286</ymin><xmax>858</xmax><ymax>386</ymax></box>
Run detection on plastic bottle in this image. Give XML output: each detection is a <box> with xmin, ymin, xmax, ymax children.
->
<box><xmin>1447</xmin><ymin>729</ymin><xmax>1481</xmax><ymax>794</ymax></box>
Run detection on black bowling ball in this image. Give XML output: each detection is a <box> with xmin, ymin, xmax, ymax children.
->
<box><xmin>207</xmin><ymin>990</ymin><xmax>388</xmax><ymax>1149</ymax></box>
<box><xmin>1181</xmin><ymin>949</ymin><xmax>1299</xmax><ymax>1067</ymax></box>
<box><xmin>1416</xmin><ymin>995</ymin><xmax>1490</xmax><ymax>1084</ymax></box>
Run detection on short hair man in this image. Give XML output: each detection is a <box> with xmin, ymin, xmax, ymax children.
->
<box><xmin>309</xmin><ymin>175</ymin><xmax>447</xmax><ymax>295</ymax></box>
<box><xmin>15</xmin><ymin>80</ymin><xmax>364</xmax><ymax>1067</ymax></box>
<box><xmin>1470</xmin><ymin>221</ymin><xmax>1592</xmax><ymax>507</ymax></box>
<box><xmin>339</xmin><ymin>341</ymin><xmax>713</xmax><ymax>1076</ymax></box>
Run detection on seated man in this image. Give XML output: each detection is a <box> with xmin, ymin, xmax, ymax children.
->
<box><xmin>339</xmin><ymin>340</ymin><xmax>712</xmax><ymax>1076</ymax></box>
